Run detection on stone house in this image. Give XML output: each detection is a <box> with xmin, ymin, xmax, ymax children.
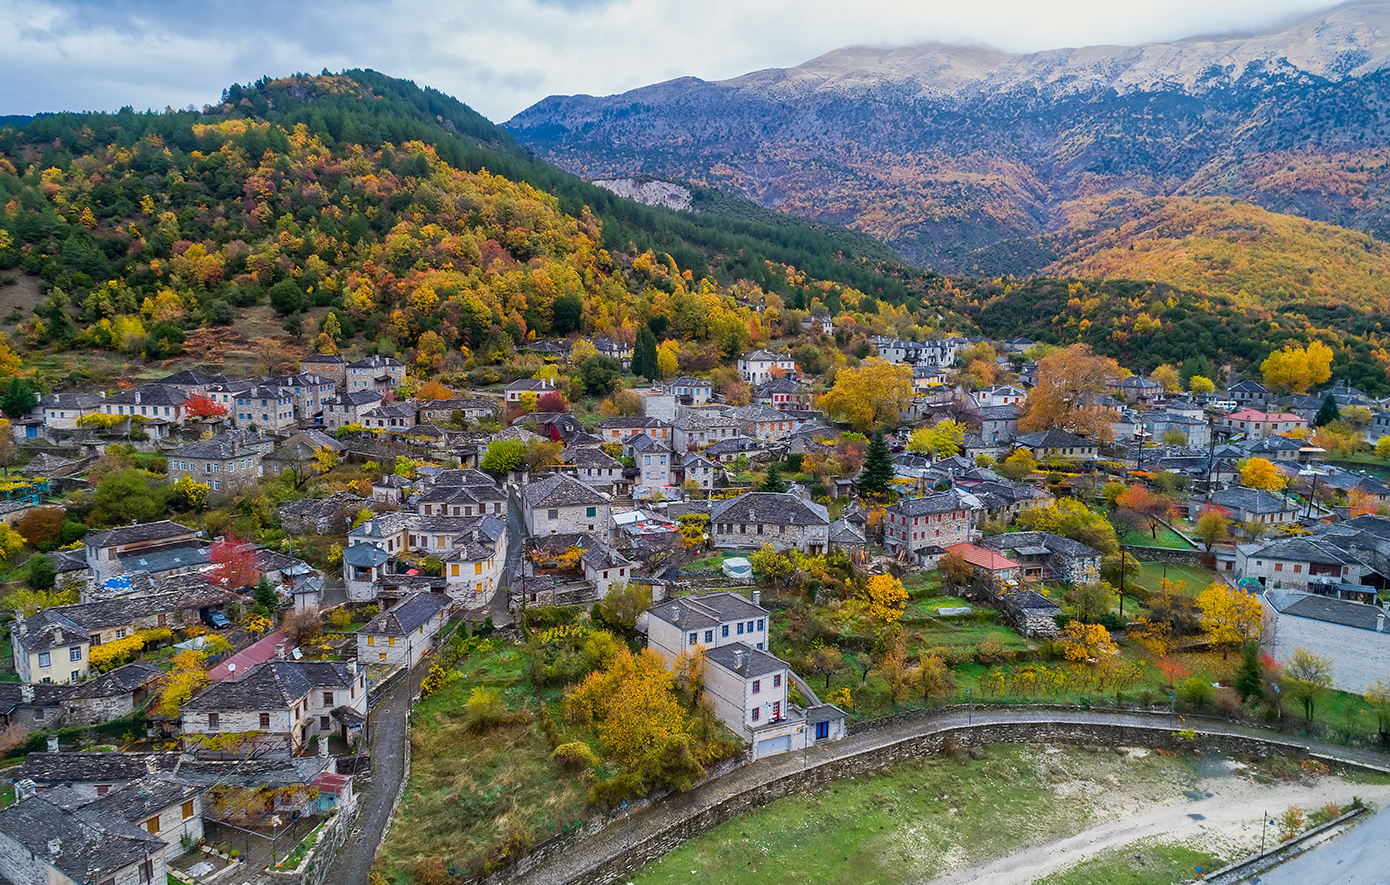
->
<box><xmin>38</xmin><ymin>392</ymin><xmax>105</xmax><ymax>433</ymax></box>
<box><xmin>974</xmin><ymin>404</ymin><xmax>1018</xmax><ymax>445</ymax></box>
<box><xmin>165</xmin><ymin>430</ymin><xmax>273</xmax><ymax>493</ymax></box>
<box><xmin>972</xmin><ymin>385</ymin><xmax>1027</xmax><ymax>407</ymax></box>
<box><xmin>322</xmin><ymin>390</ymin><xmax>384</xmax><ymax>430</ymax></box>
<box><xmin>360</xmin><ymin>401</ymin><xmax>419</xmax><ymax>430</ymax></box>
<box><xmin>1261</xmin><ymin>590</ymin><xmax>1390</xmax><ymax>692</ymax></box>
<box><xmin>1187</xmin><ymin>487</ymin><xmax>1300</xmax><ymax>527</ymax></box>
<box><xmin>1246</xmin><ymin>434</ymin><xmax>1304</xmax><ymax>463</ymax></box>
<box><xmin>1222</xmin><ymin>408</ymin><xmax>1308</xmax><ymax>438</ymax></box>
<box><xmin>737</xmin><ymin>350</ymin><xmax>796</xmax><ymax>385</ymax></box>
<box><xmin>84</xmin><ymin>521</ymin><xmax>199</xmax><ymax>584</ymax></box>
<box><xmin>232</xmin><ymin>385</ymin><xmax>296</xmax><ymax>433</ymax></box>
<box><xmin>595</xmin><ymin>416</ymin><xmax>671</xmax><ymax>446</ymax></box>
<box><xmin>299</xmin><ymin>353</ymin><xmax>347</xmax><ymax>388</ymax></box>
<box><xmin>418</xmin><ymin>397</ymin><xmax>500</xmax><ymax>425</ymax></box>
<box><xmin>0</xmin><ymin>684</ymin><xmax>70</xmax><ymax>731</ymax></box>
<box><xmin>884</xmin><ymin>492</ymin><xmax>975</xmax><ymax>564</ymax></box>
<box><xmin>180</xmin><ymin>660</ymin><xmax>367</xmax><ymax>755</ymax></box>
<box><xmin>342</xmin><ymin>544</ymin><xmax>393</xmax><ymax>602</ymax></box>
<box><xmin>278</xmin><ymin>491</ymin><xmax>365</xmax><ymax>535</ymax></box>
<box><xmin>753</xmin><ymin>378</ymin><xmax>811</xmax><ymax>411</ymax></box>
<box><xmin>980</xmin><ymin>532</ymin><xmax>1102</xmax><ymax>585</ymax></box>
<box><xmin>414</xmin><ymin>471</ymin><xmax>508</xmax><ymax>518</ymax></box>
<box><xmin>580</xmin><ymin>544</ymin><xmax>633</xmax><ymax>598</ymax></box>
<box><xmin>266</xmin><ymin>373</ymin><xmax>335</xmax><ymax>423</ymax></box>
<box><xmin>1143</xmin><ymin>412</ymin><xmax>1211</xmax><ymax>448</ymax></box>
<box><xmin>801</xmin><ymin>314</ymin><xmax>834</xmax><ymax>335</ymax></box>
<box><xmin>87</xmin><ymin>775</ymin><xmax>205</xmax><ymax>851</ymax></box>
<box><xmin>562</xmin><ymin>446</ymin><xmax>627</xmax><ymax>493</ymax></box>
<box><xmin>998</xmin><ymin>589</ymin><xmax>1064</xmax><ymax>638</ymax></box>
<box><xmin>679</xmin><ymin>453</ymin><xmax>718</xmax><ymax>491</ymax></box>
<box><xmin>1013</xmin><ymin>429</ymin><xmax>1098</xmax><ymax>461</ymax></box>
<box><xmin>730</xmin><ymin>404</ymin><xmax>794</xmax><ymax>442</ymax></box>
<box><xmin>441</xmin><ymin>521</ymin><xmax>508</xmax><ymax>607</ymax></box>
<box><xmin>357</xmin><ymin>593</ymin><xmax>453</xmax><ymax>667</ymax></box>
<box><xmin>946</xmin><ymin>542</ymin><xmax>1023</xmax><ymax>590</ymax></box>
<box><xmin>521</xmin><ymin>474</ymin><xmax>610</xmax><ymax>537</ymax></box>
<box><xmin>346</xmin><ymin>355</ymin><xmax>406</xmax><ymax>392</ymax></box>
<box><xmin>671</xmin><ymin>411</ymin><xmax>741</xmax><ymax>451</ymax></box>
<box><xmin>504</xmin><ymin>378</ymin><xmax>554</xmax><ymax>404</ymax></box>
<box><xmin>1227</xmin><ymin>380</ymin><xmax>1272</xmax><ymax>408</ymax></box>
<box><xmin>627</xmin><ymin>434</ymin><xmax>674</xmax><ymax>488</ymax></box>
<box><xmin>702</xmin><ymin>643</ymin><xmax>846</xmax><ymax>759</ymax></box>
<box><xmin>710</xmin><ymin>491</ymin><xmax>830</xmax><ymax>554</ymax></box>
<box><xmin>0</xmin><ymin>790</ymin><xmax>167</xmax><ymax>885</ymax></box>
<box><xmin>666</xmin><ymin>376</ymin><xmax>712</xmax><ymax>406</ymax></box>
<box><xmin>99</xmin><ymin>384</ymin><xmax>191</xmax><ymax>429</ymax></box>
<box><xmin>647</xmin><ymin>592</ymin><xmax>772</xmax><ymax>662</ymax></box>
<box><xmin>60</xmin><ymin>662</ymin><xmax>162</xmax><ymax>726</ymax></box>
<box><xmin>1235</xmin><ymin>537</ymin><xmax>1369</xmax><ymax>590</ymax></box>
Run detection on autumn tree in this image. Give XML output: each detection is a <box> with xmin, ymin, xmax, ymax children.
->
<box><xmin>1059</xmin><ymin>620</ymin><xmax>1117</xmax><ymax>662</ymax></box>
<box><xmin>1366</xmin><ymin>680</ymin><xmax>1390</xmax><ymax>745</ymax></box>
<box><xmin>1068</xmin><ymin>582</ymin><xmax>1115</xmax><ymax>624</ymax></box>
<box><xmin>818</xmin><ymin>357</ymin><xmax>914</xmax><ymax>432</ymax></box>
<box><xmin>1284</xmin><ymin>647</ymin><xmax>1334</xmax><ymax>721</ymax></box>
<box><xmin>808</xmin><ymin>646</ymin><xmax>844</xmax><ymax>691</ymax></box>
<box><xmin>210</xmin><ymin>533</ymin><xmax>259</xmax><ymax>591</ymax></box>
<box><xmin>940</xmin><ymin>550</ymin><xmax>973</xmax><ymax>593</ymax></box>
<box><xmin>184</xmin><ymin>394</ymin><xmax>227</xmax><ymax>423</ymax></box>
<box><xmin>1115</xmin><ymin>483</ymin><xmax>1171</xmax><ymax>540</ymax></box>
<box><xmin>481</xmin><ymin>438</ymin><xmax>526</xmax><ymax>476</ymax></box>
<box><xmin>1017</xmin><ymin>344</ymin><xmax>1121</xmax><ymax>442</ymax></box>
<box><xmin>656</xmin><ymin>339</ymin><xmax>680</xmax><ymax>378</ymax></box>
<box><xmin>13</xmin><ymin>507</ymin><xmax>65</xmax><ymax>550</ymax></box>
<box><xmin>282</xmin><ymin>606</ymin><xmax>322</xmax><ymax>647</ymax></box>
<box><xmin>1188</xmin><ymin>375</ymin><xmax>1216</xmax><ymax>396</ymax></box>
<box><xmin>159</xmin><ymin>649</ymin><xmax>210</xmax><ymax>718</ymax></box>
<box><xmin>599</xmin><ymin>389</ymin><xmax>642</xmax><ymax>417</ymax></box>
<box><xmin>997</xmin><ymin>448</ymin><xmax>1037</xmax><ymax>481</ymax></box>
<box><xmin>1198</xmin><ymin>582</ymin><xmax>1262</xmax><ymax>658</ymax></box>
<box><xmin>1151</xmin><ymin>364</ymin><xmax>1182</xmax><ymax>393</ymax></box>
<box><xmin>537</xmin><ymin>390</ymin><xmax>569</xmax><ymax>413</ymax></box>
<box><xmin>749</xmin><ymin>543</ymin><xmax>794</xmax><ymax>588</ymax></box>
<box><xmin>1261</xmin><ymin>341</ymin><xmax>1333</xmax><ymax>394</ymax></box>
<box><xmin>864</xmin><ymin>574</ymin><xmax>908</xmax><ymax>623</ymax></box>
<box><xmin>876</xmin><ymin>641</ymin><xmax>912</xmax><ymax>708</ymax></box>
<box><xmin>1194</xmin><ymin>506</ymin><xmax>1231</xmax><ymax>550</ymax></box>
<box><xmin>525</xmin><ymin>440</ymin><xmax>565</xmax><ymax>473</ymax></box>
<box><xmin>1240</xmin><ymin>457</ymin><xmax>1286</xmax><ymax>492</ymax></box>
<box><xmin>907</xmin><ymin>419</ymin><xmax>966</xmax><ymax>458</ymax></box>
<box><xmin>914</xmin><ymin>653</ymin><xmax>954</xmax><ymax>703</ymax></box>
<box><xmin>413</xmin><ymin>379</ymin><xmax>453</xmax><ymax>402</ymax></box>
<box><xmin>593</xmin><ymin>582</ymin><xmax>654</xmax><ymax>635</ymax></box>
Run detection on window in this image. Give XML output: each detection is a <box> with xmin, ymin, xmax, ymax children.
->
<box><xmin>141</xmin><ymin>860</ymin><xmax>154</xmax><ymax>884</ymax></box>
<box><xmin>260</xmin><ymin>712</ymin><xmax>270</xmax><ymax>729</ymax></box>
<box><xmin>38</xmin><ymin>652</ymin><xmax>50</xmax><ymax>668</ymax></box>
<box><xmin>182</xmin><ymin>800</ymin><xmax>195</xmax><ymax>820</ymax></box>
<box><xmin>71</xmin><ymin>671</ymin><xmax>80</xmax><ymax>682</ymax></box>
<box><xmin>145</xmin><ymin>816</ymin><xmax>160</xmax><ymax>834</ymax></box>
<box><xmin>751</xmin><ymin>707</ymin><xmax>759</xmax><ymax>722</ymax></box>
<box><xmin>737</xmin><ymin>622</ymin><xmax>744</xmax><ymax>635</ymax></box>
<box><xmin>721</xmin><ymin>625</ymin><xmax>729</xmax><ymax>637</ymax></box>
<box><xmin>752</xmin><ymin>679</ymin><xmax>761</xmax><ymax>694</ymax></box>
<box><xmin>368</xmin><ymin>636</ymin><xmax>375</xmax><ymax>646</ymax></box>
<box><xmin>746</xmin><ymin>620</ymin><xmax>755</xmax><ymax>633</ymax></box>
<box><xmin>96</xmin><ymin>785</ymin><xmax>110</xmax><ymax>796</ymax></box>
<box><xmin>757</xmin><ymin>619</ymin><xmax>765</xmax><ymax>632</ymax></box>
<box><xmin>208</xmin><ymin>712</ymin><xmax>219</xmax><ymax>731</ymax></box>
<box><xmin>379</xmin><ymin>653</ymin><xmax>387</xmax><ymax>661</ymax></box>
<box><xmin>688</xmin><ymin>632</ymin><xmax>698</xmax><ymax>646</ymax></box>
<box><xmin>388</xmin><ymin>636</ymin><xmax>396</xmax><ymax>646</ymax></box>
<box><xmin>69</xmin><ymin>647</ymin><xmax>81</xmax><ymax>662</ymax></box>
<box><xmin>475</xmin><ymin>562</ymin><xmax>483</xmax><ymax>575</ymax></box>
<box><xmin>586</xmin><ymin>506</ymin><xmax>597</xmax><ymax>518</ymax></box>
<box><xmin>321</xmin><ymin>715</ymin><xmax>330</xmax><ymax>730</ymax></box>
<box><xmin>773</xmin><ymin>674</ymin><xmax>781</xmax><ymax>688</ymax></box>
<box><xmin>323</xmin><ymin>692</ymin><xmax>334</xmax><ymax>706</ymax></box>
<box><xmin>33</xmin><ymin>708</ymin><xmax>43</xmax><ymax>720</ymax></box>
<box><xmin>547</xmin><ymin>509</ymin><xmax>559</xmax><ymax>520</ymax></box>
<box><xmin>704</xmin><ymin>629</ymin><xmax>713</xmax><ymax>643</ymax></box>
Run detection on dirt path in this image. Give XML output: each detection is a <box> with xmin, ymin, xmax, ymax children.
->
<box><xmin>922</xmin><ymin>769</ymin><xmax>1390</xmax><ymax>885</ymax></box>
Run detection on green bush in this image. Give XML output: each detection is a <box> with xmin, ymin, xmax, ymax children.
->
<box><xmin>1177</xmin><ymin>676</ymin><xmax>1216</xmax><ymax>709</ymax></box>
<box><xmin>552</xmin><ymin>741</ymin><xmax>599</xmax><ymax>772</ymax></box>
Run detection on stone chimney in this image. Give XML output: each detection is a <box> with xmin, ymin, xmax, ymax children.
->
<box><xmin>134</xmin><ymin>391</ymin><xmax>141</xmax><ymax>405</ymax></box>
<box><xmin>145</xmin><ymin>755</ymin><xmax>157</xmax><ymax>775</ymax></box>
<box><xmin>275</xmin><ymin>643</ymin><xmax>286</xmax><ymax>660</ymax></box>
<box><xmin>14</xmin><ymin>612</ymin><xmax>24</xmax><ymax>639</ymax></box>
<box><xmin>46</xmin><ymin>735</ymin><xmax>59</xmax><ymax>754</ymax></box>
<box><xmin>20</xmin><ymin>684</ymin><xmax>33</xmax><ymax>704</ymax></box>
<box><xmin>13</xmin><ymin>780</ymin><xmax>35</xmax><ymax>803</ymax></box>
<box><xmin>672</xmin><ymin>605</ymin><xmax>681</xmax><ymax>623</ymax></box>
<box><xmin>733</xmin><ymin>649</ymin><xmax>746</xmax><ymax>671</ymax></box>
<box><xmin>752</xmin><ymin>590</ymin><xmax>761</xmax><ymax>607</ymax></box>
<box><xmin>1379</xmin><ymin>612</ymin><xmax>1386</xmax><ymax>634</ymax></box>
<box><xmin>319</xmin><ymin>735</ymin><xmax>330</xmax><ymax>757</ymax></box>
<box><xmin>46</xmin><ymin>838</ymin><xmax>60</xmax><ymax>858</ymax></box>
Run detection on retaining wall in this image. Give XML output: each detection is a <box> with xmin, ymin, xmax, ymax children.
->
<box><xmin>561</xmin><ymin>717</ymin><xmax>1390</xmax><ymax>885</ymax></box>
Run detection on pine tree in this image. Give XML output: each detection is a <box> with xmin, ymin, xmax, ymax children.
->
<box><xmin>1234</xmin><ymin>640</ymin><xmax>1264</xmax><ymax>701</ymax></box>
<box><xmin>1314</xmin><ymin>394</ymin><xmax>1340</xmax><ymax>427</ymax></box>
<box><xmin>633</xmin><ymin>328</ymin><xmax>659</xmax><ymax>382</ymax></box>
<box><xmin>857</xmin><ymin>430</ymin><xmax>895</xmax><ymax>499</ymax></box>
<box><xmin>761</xmin><ymin>462</ymin><xmax>787</xmax><ymax>493</ymax></box>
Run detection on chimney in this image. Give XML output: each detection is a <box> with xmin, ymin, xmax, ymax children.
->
<box><xmin>1379</xmin><ymin>613</ymin><xmax>1386</xmax><ymax>634</ymax></box>
<box><xmin>46</xmin><ymin>735</ymin><xmax>59</xmax><ymax>754</ymax></box>
<box><xmin>319</xmin><ymin>735</ymin><xmax>330</xmax><ymax>757</ymax></box>
<box><xmin>275</xmin><ymin>643</ymin><xmax>286</xmax><ymax>660</ymax></box>
<box><xmin>134</xmin><ymin>391</ymin><xmax>140</xmax><ymax>404</ymax></box>
<box><xmin>752</xmin><ymin>590</ymin><xmax>761</xmax><ymax>606</ymax></box>
<box><xmin>46</xmin><ymin>838</ymin><xmax>60</xmax><ymax>858</ymax></box>
<box><xmin>13</xmin><ymin>612</ymin><xmax>23</xmax><ymax>638</ymax></box>
<box><xmin>145</xmin><ymin>756</ymin><xmax>157</xmax><ymax>775</ymax></box>
<box><xmin>13</xmin><ymin>780</ymin><xmax>35</xmax><ymax>803</ymax></box>
<box><xmin>20</xmin><ymin>684</ymin><xmax>33</xmax><ymax>704</ymax></box>
<box><xmin>672</xmin><ymin>605</ymin><xmax>681</xmax><ymax>623</ymax></box>
<box><xmin>733</xmin><ymin>650</ymin><xmax>746</xmax><ymax>670</ymax></box>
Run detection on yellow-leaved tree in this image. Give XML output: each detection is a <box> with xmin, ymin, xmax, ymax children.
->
<box><xmin>1240</xmin><ymin>457</ymin><xmax>1286</xmax><ymax>492</ymax></box>
<box><xmin>1059</xmin><ymin>621</ymin><xmax>1117</xmax><ymax>662</ymax></box>
<box><xmin>907</xmin><ymin>419</ymin><xmax>966</xmax><ymax>458</ymax></box>
<box><xmin>1260</xmin><ymin>341</ymin><xmax>1333</xmax><ymax>394</ymax></box>
<box><xmin>1197</xmin><ymin>582</ymin><xmax>1262</xmax><ymax>658</ymax></box>
<box><xmin>1017</xmin><ymin>344</ymin><xmax>1121</xmax><ymax>442</ymax></box>
<box><xmin>817</xmin><ymin>357</ymin><xmax>914</xmax><ymax>432</ymax></box>
<box><xmin>864</xmin><ymin>574</ymin><xmax>908</xmax><ymax>623</ymax></box>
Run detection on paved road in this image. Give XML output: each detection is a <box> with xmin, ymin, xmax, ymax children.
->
<box><xmin>1253</xmin><ymin>804</ymin><xmax>1390</xmax><ymax>885</ymax></box>
<box><xmin>321</xmin><ymin>659</ymin><xmax>430</xmax><ymax>885</ymax></box>
<box><xmin>505</xmin><ymin>708</ymin><xmax>1390</xmax><ymax>885</ymax></box>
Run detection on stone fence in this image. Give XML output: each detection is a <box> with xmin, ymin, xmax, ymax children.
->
<box><xmin>544</xmin><ymin>713</ymin><xmax>1390</xmax><ymax>885</ymax></box>
<box><xmin>265</xmin><ymin>808</ymin><xmax>354</xmax><ymax>885</ymax></box>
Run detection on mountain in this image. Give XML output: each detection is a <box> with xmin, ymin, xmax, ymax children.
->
<box><xmin>505</xmin><ymin>2</ymin><xmax>1390</xmax><ymax>277</ymax></box>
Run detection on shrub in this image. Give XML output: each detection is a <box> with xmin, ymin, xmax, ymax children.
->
<box><xmin>1177</xmin><ymin>676</ymin><xmax>1216</xmax><ymax>709</ymax></box>
<box><xmin>552</xmin><ymin>741</ymin><xmax>599</xmax><ymax>772</ymax></box>
<box><xmin>587</xmin><ymin>772</ymin><xmax>644</xmax><ymax>810</ymax></box>
<box><xmin>463</xmin><ymin>687</ymin><xmax>509</xmax><ymax>732</ymax></box>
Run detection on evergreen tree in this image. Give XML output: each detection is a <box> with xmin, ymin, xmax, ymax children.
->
<box><xmin>857</xmin><ymin>430</ymin><xmax>895</xmax><ymax>499</ymax></box>
<box><xmin>0</xmin><ymin>378</ymin><xmax>37</xmax><ymax>419</ymax></box>
<box><xmin>1313</xmin><ymin>394</ymin><xmax>1340</xmax><ymax>427</ymax></box>
<box><xmin>761</xmin><ymin>462</ymin><xmax>787</xmax><ymax>493</ymax></box>
<box><xmin>633</xmin><ymin>327</ymin><xmax>659</xmax><ymax>381</ymax></box>
<box><xmin>253</xmin><ymin>576</ymin><xmax>279</xmax><ymax>616</ymax></box>
<box><xmin>1234</xmin><ymin>640</ymin><xmax>1264</xmax><ymax>701</ymax></box>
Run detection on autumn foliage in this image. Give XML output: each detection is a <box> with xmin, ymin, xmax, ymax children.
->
<box><xmin>210</xmin><ymin>533</ymin><xmax>259</xmax><ymax>590</ymax></box>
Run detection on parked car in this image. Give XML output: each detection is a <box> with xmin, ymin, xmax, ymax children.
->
<box><xmin>202</xmin><ymin>610</ymin><xmax>231</xmax><ymax>629</ymax></box>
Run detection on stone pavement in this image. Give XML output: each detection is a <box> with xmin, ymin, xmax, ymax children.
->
<box><xmin>503</xmin><ymin>707</ymin><xmax>1390</xmax><ymax>885</ymax></box>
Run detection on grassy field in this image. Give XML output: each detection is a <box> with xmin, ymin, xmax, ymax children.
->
<box><xmin>1046</xmin><ymin>842</ymin><xmax>1226</xmax><ymax>885</ymax></box>
<box><xmin>630</xmin><ymin>745</ymin><xmax>1200</xmax><ymax>885</ymax></box>
<box><xmin>375</xmin><ymin>642</ymin><xmax>588</xmax><ymax>883</ymax></box>
<box><xmin>1128</xmin><ymin>562</ymin><xmax>1220</xmax><ymax>597</ymax></box>
<box><xmin>1119</xmin><ymin>525</ymin><xmax>1195</xmax><ymax>549</ymax></box>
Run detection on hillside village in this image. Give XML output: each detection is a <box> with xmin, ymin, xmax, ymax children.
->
<box><xmin>2</xmin><ymin>318</ymin><xmax>1390</xmax><ymax>884</ymax></box>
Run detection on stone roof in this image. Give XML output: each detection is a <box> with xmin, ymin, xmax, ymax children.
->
<box><xmin>0</xmin><ymin>683</ymin><xmax>72</xmax><ymax>712</ymax></box>
<box><xmin>1246</xmin><ymin>537</ymin><xmax>1363</xmax><ymax>566</ymax></box>
<box><xmin>86</xmin><ymin>774</ymin><xmax>203</xmax><ymax>827</ymax></box>
<box><xmin>711</xmin><ymin>492</ymin><xmax>829</xmax><ymax>526</ymax></box>
<box><xmin>1279</xmin><ymin>594</ymin><xmax>1388</xmax><ymax>631</ymax></box>
<box><xmin>300</xmin><ymin>353</ymin><xmax>346</xmax><ymax>364</ymax></box>
<box><xmin>104</xmin><ymin>384</ymin><xmax>190</xmax><ymax>406</ymax></box>
<box><xmin>975</xmin><ymin>404</ymin><xmax>1018</xmax><ymax>421</ymax></box>
<box><xmin>703</xmin><ymin>642</ymin><xmax>786</xmax><ymax>679</ymax></box>
<box><xmin>84</xmin><ymin>520</ymin><xmax>194</xmax><ymax>551</ymax></box>
<box><xmin>730</xmin><ymin>404</ymin><xmax>786</xmax><ymax>423</ymax></box>
<box><xmin>327</xmin><ymin>390</ymin><xmax>385</xmax><ymax>407</ymax></box>
<box><xmin>740</xmin><ymin>350</ymin><xmax>793</xmax><ymax>363</ymax></box>
<box><xmin>754</xmin><ymin>377</ymin><xmax>803</xmax><ymax>395</ymax></box>
<box><xmin>40</xmin><ymin>392</ymin><xmax>105</xmax><ymax>410</ymax></box>
<box><xmin>890</xmin><ymin>491</ymin><xmax>975</xmax><ymax>518</ymax></box>
<box><xmin>167</xmin><ymin>431</ymin><xmax>267</xmax><ymax>460</ymax></box>
<box><xmin>565</xmin><ymin>447</ymin><xmax>622</xmax><ymax>469</ymax></box>
<box><xmin>1006</xmin><ymin>589</ymin><xmax>1062</xmax><ymax>613</ymax></box>
<box><xmin>521</xmin><ymin>473</ymin><xmax>607</xmax><ymax>510</ymax></box>
<box><xmin>1015</xmin><ymin>429</ymin><xmax>1094</xmax><ymax>449</ymax></box>
<box><xmin>595</xmin><ymin>416</ymin><xmax>667</xmax><ymax>430</ymax></box>
<box><xmin>0</xmin><ymin>793</ymin><xmax>165</xmax><ymax>883</ymax></box>
<box><xmin>19</xmin><ymin>590</ymin><xmax>226</xmax><ymax>653</ymax></box>
<box><xmin>1205</xmin><ymin>487</ymin><xmax>1296</xmax><ymax>514</ymax></box>
<box><xmin>182</xmin><ymin>661</ymin><xmax>355</xmax><ymax>713</ymax></box>
<box><xmin>982</xmin><ymin>531</ymin><xmax>1101</xmax><ymax>560</ymax></box>
<box><xmin>667</xmin><ymin>376</ymin><xmax>712</xmax><ymax>389</ymax></box>
<box><xmin>65</xmin><ymin>663</ymin><xmax>163</xmax><ymax>700</ymax></box>
<box><xmin>16</xmin><ymin>752</ymin><xmax>182</xmax><ymax>786</ymax></box>
<box><xmin>359</xmin><ymin>593</ymin><xmax>451</xmax><ymax>636</ymax></box>
<box><xmin>648</xmin><ymin>591</ymin><xmax>768</xmax><ymax>632</ymax></box>
<box><xmin>347</xmin><ymin>355</ymin><xmax>404</xmax><ymax>369</ymax></box>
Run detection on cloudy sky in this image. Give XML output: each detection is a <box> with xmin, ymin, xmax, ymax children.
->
<box><xmin>1</xmin><ymin>0</ymin><xmax>1344</xmax><ymax>122</ymax></box>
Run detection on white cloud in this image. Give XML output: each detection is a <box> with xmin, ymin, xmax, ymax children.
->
<box><xmin>0</xmin><ymin>0</ymin><xmax>1342</xmax><ymax>121</ymax></box>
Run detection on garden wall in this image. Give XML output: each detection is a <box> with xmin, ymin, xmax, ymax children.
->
<box><xmin>1123</xmin><ymin>544</ymin><xmax>1203</xmax><ymax>565</ymax></box>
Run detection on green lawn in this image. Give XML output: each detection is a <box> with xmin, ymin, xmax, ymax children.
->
<box><xmin>1128</xmin><ymin>562</ymin><xmax>1220</xmax><ymax>597</ymax></box>
<box><xmin>1119</xmin><ymin>524</ymin><xmax>1195</xmax><ymax>550</ymax></box>
<box><xmin>630</xmin><ymin>745</ymin><xmax>1198</xmax><ymax>885</ymax></box>
<box><xmin>1046</xmin><ymin>841</ymin><xmax>1227</xmax><ymax>885</ymax></box>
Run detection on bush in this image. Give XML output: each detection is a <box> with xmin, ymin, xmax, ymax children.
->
<box><xmin>552</xmin><ymin>741</ymin><xmax>599</xmax><ymax>772</ymax></box>
<box><xmin>463</xmin><ymin>687</ymin><xmax>509</xmax><ymax>732</ymax></box>
<box><xmin>1177</xmin><ymin>676</ymin><xmax>1216</xmax><ymax>709</ymax></box>
<box><xmin>586</xmin><ymin>772</ymin><xmax>644</xmax><ymax>810</ymax></box>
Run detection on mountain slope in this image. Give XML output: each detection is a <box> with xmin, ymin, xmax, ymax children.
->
<box><xmin>505</xmin><ymin>2</ymin><xmax>1390</xmax><ymax>278</ymax></box>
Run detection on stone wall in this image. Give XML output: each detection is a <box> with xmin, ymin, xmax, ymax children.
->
<box><xmin>562</xmin><ymin>717</ymin><xmax>1390</xmax><ymax>885</ymax></box>
<box><xmin>264</xmin><ymin>810</ymin><xmax>353</xmax><ymax>885</ymax></box>
<box><xmin>1122</xmin><ymin>544</ymin><xmax>1201</xmax><ymax>565</ymax></box>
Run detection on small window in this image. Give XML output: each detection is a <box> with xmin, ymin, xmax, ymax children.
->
<box><xmin>321</xmin><ymin>715</ymin><xmax>330</xmax><ymax>729</ymax></box>
<box><xmin>688</xmin><ymin>632</ymin><xmax>698</xmax><ymax>646</ymax></box>
<box><xmin>69</xmin><ymin>647</ymin><xmax>81</xmax><ymax>662</ymax></box>
<box><xmin>379</xmin><ymin>652</ymin><xmax>387</xmax><ymax>660</ymax></box>
<box><xmin>323</xmin><ymin>692</ymin><xmax>334</xmax><ymax>706</ymax></box>
<box><xmin>752</xmin><ymin>679</ymin><xmax>761</xmax><ymax>694</ymax></box>
<box><xmin>208</xmin><ymin>712</ymin><xmax>219</xmax><ymax>731</ymax></box>
<box><xmin>737</xmin><ymin>623</ymin><xmax>744</xmax><ymax>635</ymax></box>
<box><xmin>96</xmin><ymin>785</ymin><xmax>110</xmax><ymax>796</ymax></box>
<box><xmin>586</xmin><ymin>506</ymin><xmax>597</xmax><ymax>518</ymax></box>
<box><xmin>721</xmin><ymin>625</ymin><xmax>729</xmax><ymax>637</ymax></box>
<box><xmin>704</xmin><ymin>630</ymin><xmax>713</xmax><ymax>642</ymax></box>
<box><xmin>368</xmin><ymin>636</ymin><xmax>375</xmax><ymax>646</ymax></box>
<box><xmin>145</xmin><ymin>816</ymin><xmax>160</xmax><ymax>834</ymax></box>
<box><xmin>182</xmin><ymin>800</ymin><xmax>195</xmax><ymax>820</ymax></box>
<box><xmin>751</xmin><ymin>707</ymin><xmax>760</xmax><ymax>722</ymax></box>
<box><xmin>38</xmin><ymin>652</ymin><xmax>50</xmax><ymax>668</ymax></box>
<box><xmin>547</xmin><ymin>509</ymin><xmax>559</xmax><ymax>520</ymax></box>
<box><xmin>260</xmin><ymin>712</ymin><xmax>270</xmax><ymax>730</ymax></box>
<box><xmin>757</xmin><ymin>619</ymin><xmax>765</xmax><ymax>632</ymax></box>
<box><xmin>773</xmin><ymin>674</ymin><xmax>782</xmax><ymax>688</ymax></box>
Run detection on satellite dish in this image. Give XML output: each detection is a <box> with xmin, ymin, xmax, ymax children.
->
<box><xmin>226</xmin><ymin>663</ymin><xmax>236</xmax><ymax>674</ymax></box>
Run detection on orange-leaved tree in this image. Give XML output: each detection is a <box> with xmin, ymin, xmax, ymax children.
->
<box><xmin>1017</xmin><ymin>344</ymin><xmax>1121</xmax><ymax>442</ymax></box>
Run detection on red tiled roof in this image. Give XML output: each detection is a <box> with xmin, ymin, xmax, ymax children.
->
<box><xmin>208</xmin><ymin>630</ymin><xmax>287</xmax><ymax>681</ymax></box>
<box><xmin>947</xmin><ymin>543</ymin><xmax>1020</xmax><ymax>572</ymax></box>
